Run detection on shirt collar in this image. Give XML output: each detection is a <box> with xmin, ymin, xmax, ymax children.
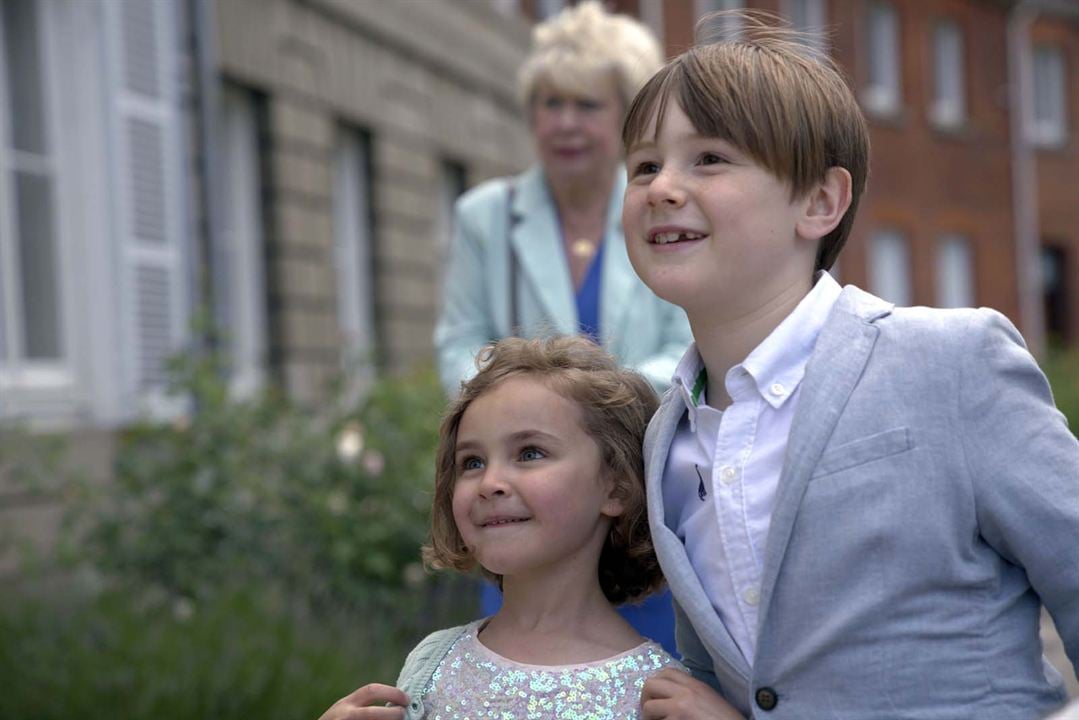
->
<box><xmin>669</xmin><ymin>272</ymin><xmax>843</xmax><ymax>421</ymax></box>
<box><xmin>740</xmin><ymin>271</ymin><xmax>842</xmax><ymax>409</ymax></box>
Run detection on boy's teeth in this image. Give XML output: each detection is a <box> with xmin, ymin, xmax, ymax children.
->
<box><xmin>653</xmin><ymin>232</ymin><xmax>703</xmax><ymax>244</ymax></box>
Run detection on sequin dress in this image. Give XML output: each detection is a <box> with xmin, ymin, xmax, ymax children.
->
<box><xmin>421</xmin><ymin>619</ymin><xmax>684</xmax><ymax>719</ymax></box>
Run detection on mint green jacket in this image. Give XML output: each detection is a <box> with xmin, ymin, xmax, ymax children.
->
<box><xmin>434</xmin><ymin>166</ymin><xmax>692</xmax><ymax>395</ymax></box>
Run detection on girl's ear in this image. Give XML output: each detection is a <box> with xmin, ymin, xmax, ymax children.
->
<box><xmin>601</xmin><ymin>475</ymin><xmax>625</xmax><ymax>519</ymax></box>
<box><xmin>796</xmin><ymin>166</ymin><xmax>852</xmax><ymax>242</ymax></box>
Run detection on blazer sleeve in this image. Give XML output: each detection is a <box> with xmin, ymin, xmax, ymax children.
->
<box><xmin>958</xmin><ymin>309</ymin><xmax>1079</xmax><ymax>673</ymax></box>
<box><xmin>433</xmin><ymin>185</ymin><xmax>504</xmax><ymax>396</ymax></box>
<box><xmin>633</xmin><ymin>300</ymin><xmax>693</xmax><ymax>393</ymax></box>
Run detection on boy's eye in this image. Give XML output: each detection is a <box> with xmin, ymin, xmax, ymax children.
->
<box><xmin>698</xmin><ymin>152</ymin><xmax>727</xmax><ymax>166</ymax></box>
<box><xmin>519</xmin><ymin>447</ymin><xmax>546</xmax><ymax>462</ymax></box>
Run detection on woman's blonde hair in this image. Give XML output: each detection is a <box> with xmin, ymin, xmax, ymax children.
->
<box><xmin>423</xmin><ymin>335</ymin><xmax>663</xmax><ymax>605</ymax></box>
<box><xmin>517</xmin><ymin>0</ymin><xmax>663</xmax><ymax>111</ymax></box>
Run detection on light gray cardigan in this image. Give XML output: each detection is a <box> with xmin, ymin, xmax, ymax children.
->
<box><xmin>394</xmin><ymin>625</ymin><xmax>469</xmax><ymax>720</ymax></box>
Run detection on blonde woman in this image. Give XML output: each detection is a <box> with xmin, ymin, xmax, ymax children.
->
<box><xmin>434</xmin><ymin>1</ymin><xmax>690</xmax><ymax>397</ymax></box>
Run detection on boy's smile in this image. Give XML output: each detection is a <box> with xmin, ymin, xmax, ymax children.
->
<box><xmin>622</xmin><ymin>100</ymin><xmax>818</xmax><ymax>320</ymax></box>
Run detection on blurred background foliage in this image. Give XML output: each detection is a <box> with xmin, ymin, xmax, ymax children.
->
<box><xmin>0</xmin><ymin>347</ymin><xmax>1075</xmax><ymax>719</ymax></box>
<box><xmin>0</xmin><ymin>349</ymin><xmax>472</xmax><ymax>720</ymax></box>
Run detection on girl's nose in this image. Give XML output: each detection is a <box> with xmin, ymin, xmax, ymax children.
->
<box><xmin>476</xmin><ymin>464</ymin><xmax>511</xmax><ymax>499</ymax></box>
<box><xmin>646</xmin><ymin>168</ymin><xmax>687</xmax><ymax>208</ymax></box>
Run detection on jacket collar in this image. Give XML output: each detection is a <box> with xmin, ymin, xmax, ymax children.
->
<box><xmin>509</xmin><ymin>166</ymin><xmax>629</xmax><ymax>339</ymax></box>
<box><xmin>755</xmin><ymin>286</ymin><xmax>893</xmax><ymax>633</ymax></box>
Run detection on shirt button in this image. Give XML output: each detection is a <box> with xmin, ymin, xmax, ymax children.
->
<box><xmin>770</xmin><ymin>382</ymin><xmax>785</xmax><ymax>397</ymax></box>
<box><xmin>720</xmin><ymin>466</ymin><xmax>738</xmax><ymax>484</ymax></box>
<box><xmin>743</xmin><ymin>587</ymin><xmax>760</xmax><ymax>606</ymax></box>
<box><xmin>756</xmin><ymin>687</ymin><xmax>779</xmax><ymax>711</ymax></box>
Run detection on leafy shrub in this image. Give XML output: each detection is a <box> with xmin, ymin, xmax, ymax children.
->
<box><xmin>1044</xmin><ymin>347</ymin><xmax>1079</xmax><ymax>435</ymax></box>
<box><xmin>0</xmin><ymin>349</ymin><xmax>476</xmax><ymax>718</ymax></box>
<box><xmin>82</xmin><ymin>350</ymin><xmax>449</xmax><ymax>615</ymax></box>
<box><xmin>0</xmin><ymin>582</ymin><xmax>470</xmax><ymax>720</ymax></box>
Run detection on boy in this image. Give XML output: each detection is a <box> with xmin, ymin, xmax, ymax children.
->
<box><xmin>623</xmin><ymin>13</ymin><xmax>1079</xmax><ymax>720</ymax></box>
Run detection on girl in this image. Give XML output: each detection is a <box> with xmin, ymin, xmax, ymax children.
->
<box><xmin>322</xmin><ymin>336</ymin><xmax>684</xmax><ymax>719</ymax></box>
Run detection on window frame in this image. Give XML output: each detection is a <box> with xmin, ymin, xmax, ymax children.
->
<box><xmin>862</xmin><ymin>0</ymin><xmax>901</xmax><ymax>117</ymax></box>
<box><xmin>929</xmin><ymin>18</ymin><xmax>966</xmax><ymax>130</ymax></box>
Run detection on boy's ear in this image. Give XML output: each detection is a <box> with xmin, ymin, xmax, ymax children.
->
<box><xmin>797</xmin><ymin>166</ymin><xmax>853</xmax><ymax>242</ymax></box>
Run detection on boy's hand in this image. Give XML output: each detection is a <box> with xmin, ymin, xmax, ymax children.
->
<box><xmin>318</xmin><ymin>683</ymin><xmax>409</xmax><ymax>720</ymax></box>
<box><xmin>641</xmin><ymin>668</ymin><xmax>745</xmax><ymax>719</ymax></box>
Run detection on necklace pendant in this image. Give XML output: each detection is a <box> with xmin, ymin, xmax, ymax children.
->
<box><xmin>571</xmin><ymin>238</ymin><xmax>596</xmax><ymax>259</ymax></box>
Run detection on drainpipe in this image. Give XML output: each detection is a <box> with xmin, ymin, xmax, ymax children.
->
<box><xmin>189</xmin><ymin>0</ymin><xmax>228</xmax><ymax>356</ymax></box>
<box><xmin>1006</xmin><ymin>0</ymin><xmax>1079</xmax><ymax>357</ymax></box>
<box><xmin>1007</xmin><ymin>0</ymin><xmax>1044</xmax><ymax>357</ymax></box>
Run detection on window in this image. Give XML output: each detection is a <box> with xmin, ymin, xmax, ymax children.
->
<box><xmin>219</xmin><ymin>85</ymin><xmax>269</xmax><ymax>398</ymax></box>
<box><xmin>697</xmin><ymin>0</ymin><xmax>744</xmax><ymax>43</ymax></box>
<box><xmin>437</xmin><ymin>159</ymin><xmax>468</xmax><ymax>261</ymax></box>
<box><xmin>333</xmin><ymin>127</ymin><xmax>376</xmax><ymax>378</ymax></box>
<box><xmin>781</xmin><ymin>0</ymin><xmax>827</xmax><ymax>55</ymax></box>
<box><xmin>1042</xmin><ymin>246</ymin><xmax>1070</xmax><ymax>344</ymax></box>
<box><xmin>935</xmin><ymin>234</ymin><xmax>974</xmax><ymax>308</ymax></box>
<box><xmin>930</xmin><ymin>20</ymin><xmax>965</xmax><ymax>129</ymax></box>
<box><xmin>0</xmin><ymin>0</ymin><xmax>66</xmax><ymax>382</ymax></box>
<box><xmin>869</xmin><ymin>229</ymin><xmax>912</xmax><ymax>305</ymax></box>
<box><xmin>1030</xmin><ymin>45</ymin><xmax>1067</xmax><ymax>147</ymax></box>
<box><xmin>863</xmin><ymin>1</ymin><xmax>901</xmax><ymax>116</ymax></box>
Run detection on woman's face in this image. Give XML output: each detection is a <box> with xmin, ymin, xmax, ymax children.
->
<box><xmin>531</xmin><ymin>75</ymin><xmax>624</xmax><ymax>188</ymax></box>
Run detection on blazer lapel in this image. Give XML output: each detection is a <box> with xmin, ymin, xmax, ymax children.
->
<box><xmin>646</xmin><ymin>392</ymin><xmax>752</xmax><ymax>681</ymax></box>
<box><xmin>756</xmin><ymin>287</ymin><xmax>893</xmax><ymax>632</ymax></box>
<box><xmin>509</xmin><ymin>168</ymin><xmax>576</xmax><ymax>335</ymax></box>
<box><xmin>599</xmin><ymin>172</ymin><xmax>634</xmax><ymax>349</ymax></box>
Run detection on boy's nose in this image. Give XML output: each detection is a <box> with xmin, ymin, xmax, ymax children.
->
<box><xmin>646</xmin><ymin>169</ymin><xmax>686</xmax><ymax>208</ymax></box>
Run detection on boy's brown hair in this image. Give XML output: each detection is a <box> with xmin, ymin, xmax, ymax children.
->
<box><xmin>423</xmin><ymin>335</ymin><xmax>663</xmax><ymax>605</ymax></box>
<box><xmin>623</xmin><ymin>11</ymin><xmax>870</xmax><ymax>271</ymax></box>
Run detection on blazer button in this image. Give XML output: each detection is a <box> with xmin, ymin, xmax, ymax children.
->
<box><xmin>755</xmin><ymin>687</ymin><xmax>778</xmax><ymax>711</ymax></box>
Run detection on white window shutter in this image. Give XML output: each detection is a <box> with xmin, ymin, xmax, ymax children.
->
<box><xmin>106</xmin><ymin>0</ymin><xmax>187</xmax><ymax>416</ymax></box>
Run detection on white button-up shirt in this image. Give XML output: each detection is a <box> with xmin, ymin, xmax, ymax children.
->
<box><xmin>662</xmin><ymin>273</ymin><xmax>842</xmax><ymax>666</ymax></box>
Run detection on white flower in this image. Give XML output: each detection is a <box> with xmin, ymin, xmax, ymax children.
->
<box><xmin>336</xmin><ymin>422</ymin><xmax>365</xmax><ymax>462</ymax></box>
<box><xmin>173</xmin><ymin>597</ymin><xmax>195</xmax><ymax>622</ymax></box>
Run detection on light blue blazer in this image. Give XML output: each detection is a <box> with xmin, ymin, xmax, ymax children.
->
<box><xmin>645</xmin><ymin>285</ymin><xmax>1079</xmax><ymax>719</ymax></box>
<box><xmin>434</xmin><ymin>166</ymin><xmax>692</xmax><ymax>395</ymax></box>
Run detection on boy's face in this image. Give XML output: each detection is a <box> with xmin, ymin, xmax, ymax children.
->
<box><xmin>622</xmin><ymin>100</ymin><xmax>817</xmax><ymax>318</ymax></box>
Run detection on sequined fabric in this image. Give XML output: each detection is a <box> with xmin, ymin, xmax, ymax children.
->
<box><xmin>422</xmin><ymin>620</ymin><xmax>683</xmax><ymax>719</ymax></box>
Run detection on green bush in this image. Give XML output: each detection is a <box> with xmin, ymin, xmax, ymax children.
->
<box><xmin>1044</xmin><ymin>347</ymin><xmax>1079</xmax><ymax>435</ymax></box>
<box><xmin>83</xmin><ymin>351</ymin><xmax>448</xmax><ymax>614</ymax></box>
<box><xmin>0</xmin><ymin>582</ymin><xmax>469</xmax><ymax>720</ymax></box>
<box><xmin>0</xmin><ymin>349</ymin><xmax>476</xmax><ymax>719</ymax></box>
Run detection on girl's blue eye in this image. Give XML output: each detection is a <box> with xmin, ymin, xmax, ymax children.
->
<box><xmin>461</xmin><ymin>456</ymin><xmax>484</xmax><ymax>471</ymax></box>
<box><xmin>631</xmin><ymin>161</ymin><xmax>659</xmax><ymax>177</ymax></box>
<box><xmin>520</xmin><ymin>447</ymin><xmax>546</xmax><ymax>462</ymax></box>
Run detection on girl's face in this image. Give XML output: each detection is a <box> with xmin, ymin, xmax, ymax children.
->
<box><xmin>451</xmin><ymin>376</ymin><xmax>623</xmax><ymax>580</ymax></box>
<box><xmin>531</xmin><ymin>75</ymin><xmax>624</xmax><ymax>189</ymax></box>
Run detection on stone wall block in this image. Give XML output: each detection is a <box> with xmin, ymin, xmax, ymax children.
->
<box><xmin>272</xmin><ymin>99</ymin><xmax>333</xmax><ymax>150</ymax></box>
